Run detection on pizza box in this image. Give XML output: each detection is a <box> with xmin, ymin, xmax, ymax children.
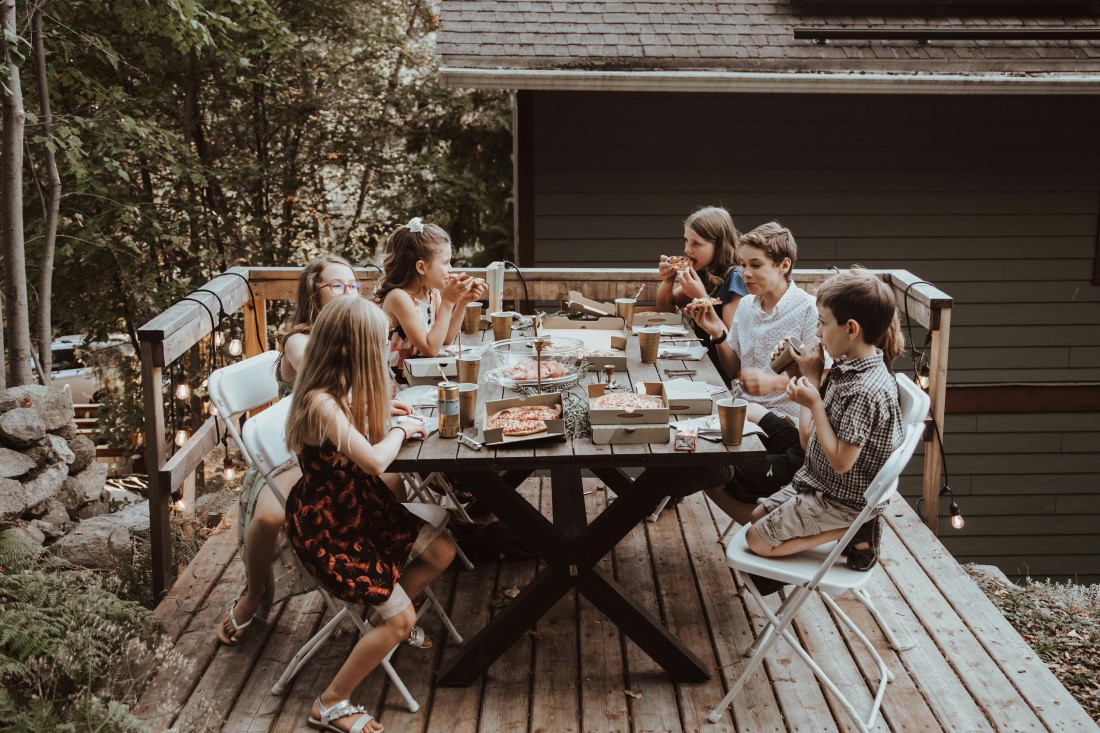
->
<box><xmin>541</xmin><ymin>316</ymin><xmax>629</xmax><ymax>372</ymax></box>
<box><xmin>404</xmin><ymin>356</ymin><xmax>457</xmax><ymax>386</ymax></box>
<box><xmin>590</xmin><ymin>422</ymin><xmax>671</xmax><ymax>445</ymax></box>
<box><xmin>565</xmin><ymin>291</ymin><xmax>617</xmax><ymax>317</ymax></box>
<box><xmin>632</xmin><ymin>307</ymin><xmax>682</xmax><ymax>330</ymax></box>
<box><xmin>479</xmin><ymin>392</ymin><xmax>567</xmax><ymax>447</ymax></box>
<box><xmin>587</xmin><ymin>382</ymin><xmax>669</xmax><ymax>425</ymax></box>
<box><xmin>662</xmin><ymin>378</ymin><xmax>714</xmax><ymax>416</ymax></box>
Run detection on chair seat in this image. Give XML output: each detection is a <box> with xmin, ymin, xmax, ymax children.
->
<box><xmin>726</xmin><ymin>522</ymin><xmax>878</xmax><ymax>597</ymax></box>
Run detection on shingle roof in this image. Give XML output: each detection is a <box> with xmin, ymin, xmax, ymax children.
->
<box><xmin>439</xmin><ymin>1</ymin><xmax>1100</xmax><ymax>86</ymax></box>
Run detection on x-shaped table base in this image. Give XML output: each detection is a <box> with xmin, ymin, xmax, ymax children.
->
<box><xmin>436</xmin><ymin>466</ymin><xmax>710</xmax><ymax>686</ymax></box>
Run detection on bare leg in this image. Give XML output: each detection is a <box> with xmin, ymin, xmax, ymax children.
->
<box><xmin>219</xmin><ymin>484</ymin><xmax>284</xmax><ymax>643</ymax></box>
<box><xmin>381</xmin><ymin>472</ymin><xmax>408</xmax><ymax>501</ymax></box>
<box><xmin>311</xmin><ymin>606</ymin><xmax>416</xmax><ymax>733</ymax></box>
<box><xmin>704</xmin><ymin>485</ymin><xmax>758</xmax><ymax>525</ymax></box>
<box><xmin>745</xmin><ymin>524</ymin><xmax>847</xmax><ymax>558</ymax></box>
<box><xmin>397</xmin><ymin>534</ymin><xmax>456</xmax><ymax>600</ymax></box>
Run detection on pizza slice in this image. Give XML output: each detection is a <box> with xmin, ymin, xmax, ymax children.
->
<box><xmin>665</xmin><ymin>255</ymin><xmax>693</xmax><ymax>271</ymax></box>
<box><xmin>690</xmin><ymin>296</ymin><xmax>722</xmax><ymax>308</ymax></box>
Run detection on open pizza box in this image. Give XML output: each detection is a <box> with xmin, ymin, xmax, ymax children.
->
<box><xmin>479</xmin><ymin>392</ymin><xmax>567</xmax><ymax>447</ymax></box>
<box><xmin>587</xmin><ymin>382</ymin><xmax>669</xmax><ymax>426</ymax></box>
<box><xmin>404</xmin><ymin>356</ymin><xmax>457</xmax><ymax>386</ymax></box>
<box><xmin>590</xmin><ymin>423</ymin><xmax>671</xmax><ymax>445</ymax></box>
<box><xmin>662</xmin><ymin>378</ymin><xmax>714</xmax><ymax>415</ymax></box>
<box><xmin>565</xmin><ymin>290</ymin><xmax>617</xmax><ymax>318</ymax></box>
<box><xmin>541</xmin><ymin>316</ymin><xmax>629</xmax><ymax>372</ymax></box>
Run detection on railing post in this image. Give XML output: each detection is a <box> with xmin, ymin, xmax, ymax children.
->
<box><xmin>921</xmin><ymin>307</ymin><xmax>951</xmax><ymax>534</ymax></box>
<box><xmin>141</xmin><ymin>339</ymin><xmax>173</xmax><ymax>601</ymax></box>
<box><xmin>243</xmin><ymin>294</ymin><xmax>267</xmax><ymax>358</ymax></box>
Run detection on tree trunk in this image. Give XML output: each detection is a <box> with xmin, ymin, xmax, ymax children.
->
<box><xmin>31</xmin><ymin>2</ymin><xmax>59</xmax><ymax>380</ymax></box>
<box><xmin>1</xmin><ymin>0</ymin><xmax>32</xmax><ymax>387</ymax></box>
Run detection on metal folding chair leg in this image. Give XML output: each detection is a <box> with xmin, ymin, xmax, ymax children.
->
<box><xmin>718</xmin><ymin>517</ymin><xmax>738</xmax><ymax>545</ymax></box>
<box><xmin>647</xmin><ymin>496</ymin><xmax>672</xmax><ymax>522</ymax></box>
<box><xmin>422</xmin><ymin>586</ymin><xmax>463</xmax><ymax>644</ymax></box>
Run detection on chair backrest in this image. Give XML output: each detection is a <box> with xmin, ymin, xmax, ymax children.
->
<box><xmin>896</xmin><ymin>372</ymin><xmax>930</xmax><ymax>431</ymax></box>
<box><xmin>208</xmin><ymin>350</ymin><xmax>282</xmax><ymax>467</ymax></box>
<box><xmin>241</xmin><ymin>395</ymin><xmax>297</xmax><ymax>485</ymax></box>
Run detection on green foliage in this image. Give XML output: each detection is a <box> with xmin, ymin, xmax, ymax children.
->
<box><xmin>16</xmin><ymin>0</ymin><xmax>511</xmax><ymax>449</ymax></box>
<box><xmin>0</xmin><ymin>530</ymin><xmax>159</xmax><ymax>731</ymax></box>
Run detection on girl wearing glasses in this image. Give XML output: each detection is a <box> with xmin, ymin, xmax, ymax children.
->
<box><xmin>375</xmin><ymin>217</ymin><xmax>487</xmax><ymax>383</ymax></box>
<box><xmin>219</xmin><ymin>254</ymin><xmax>418</xmax><ymax>646</ymax></box>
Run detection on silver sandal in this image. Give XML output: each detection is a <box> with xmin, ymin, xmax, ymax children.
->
<box><xmin>308</xmin><ymin>696</ymin><xmax>379</xmax><ymax>733</ymax></box>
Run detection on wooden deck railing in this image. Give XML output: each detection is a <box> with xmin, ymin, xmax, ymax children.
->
<box><xmin>137</xmin><ymin>266</ymin><xmax>952</xmax><ymax>600</ymax></box>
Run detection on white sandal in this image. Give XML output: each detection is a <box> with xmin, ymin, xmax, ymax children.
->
<box><xmin>308</xmin><ymin>696</ymin><xmax>380</xmax><ymax>733</ymax></box>
<box><xmin>406</xmin><ymin>626</ymin><xmax>431</xmax><ymax>649</ymax></box>
<box><xmin>217</xmin><ymin>603</ymin><xmax>253</xmax><ymax>645</ymax></box>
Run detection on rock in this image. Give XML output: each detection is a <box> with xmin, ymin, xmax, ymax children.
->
<box><xmin>50</xmin><ymin>516</ymin><xmax>133</xmax><ymax>569</ymax></box>
<box><xmin>0</xmin><ymin>477</ymin><xmax>28</xmax><ymax>522</ymax></box>
<box><xmin>0</xmin><ymin>385</ymin><xmax>74</xmax><ymax>431</ymax></box>
<box><xmin>18</xmin><ymin>522</ymin><xmax>46</xmax><ymax>545</ymax></box>
<box><xmin>0</xmin><ymin>408</ymin><xmax>47</xmax><ymax>448</ymax></box>
<box><xmin>0</xmin><ymin>446</ymin><xmax>36</xmax><ymax>478</ymax></box>
<box><xmin>68</xmin><ymin>434</ymin><xmax>96</xmax><ymax>474</ymax></box>
<box><xmin>116</xmin><ymin>501</ymin><xmax>151</xmax><ymax>537</ymax></box>
<box><xmin>18</xmin><ymin>463</ymin><xmax>69</xmax><ymax>513</ymax></box>
<box><xmin>37</xmin><ymin>499</ymin><xmax>71</xmax><ymax>529</ymax></box>
<box><xmin>47</xmin><ymin>435</ymin><xmax>75</xmax><ymax>466</ymax></box>
<box><xmin>53</xmin><ymin>423</ymin><xmax>79</xmax><ymax>442</ymax></box>
<box><xmin>74</xmin><ymin>500</ymin><xmax>109</xmax><ymax>520</ymax></box>
<box><xmin>105</xmin><ymin>486</ymin><xmax>144</xmax><ymax>509</ymax></box>
<box><xmin>30</xmin><ymin>518</ymin><xmax>66</xmax><ymax>542</ymax></box>
<box><xmin>58</xmin><ymin>461</ymin><xmax>108</xmax><ymax>513</ymax></box>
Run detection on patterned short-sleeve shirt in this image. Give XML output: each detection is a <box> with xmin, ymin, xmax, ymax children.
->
<box><xmin>792</xmin><ymin>353</ymin><xmax>903</xmax><ymax>510</ymax></box>
<box><xmin>725</xmin><ymin>283</ymin><xmax>821</xmax><ymax>424</ymax></box>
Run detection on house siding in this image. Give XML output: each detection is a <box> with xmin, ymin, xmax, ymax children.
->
<box><xmin>527</xmin><ymin>90</ymin><xmax>1100</xmax><ymax>582</ymax></box>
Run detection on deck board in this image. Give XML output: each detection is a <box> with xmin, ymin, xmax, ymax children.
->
<box><xmin>135</xmin><ymin>483</ymin><xmax>1095</xmax><ymax>733</ymax></box>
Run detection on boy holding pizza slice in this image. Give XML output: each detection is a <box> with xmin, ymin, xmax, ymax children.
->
<box><xmin>685</xmin><ymin>222</ymin><xmax>825</xmax><ymax>527</ymax></box>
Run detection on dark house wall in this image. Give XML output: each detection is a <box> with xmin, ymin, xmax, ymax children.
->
<box><xmin>523</xmin><ymin>90</ymin><xmax>1100</xmax><ymax>582</ymax></box>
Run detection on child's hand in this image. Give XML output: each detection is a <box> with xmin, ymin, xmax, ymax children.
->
<box><xmin>658</xmin><ymin>256</ymin><xmax>678</xmax><ymax>283</ymax></box>
<box><xmin>785</xmin><ymin>376</ymin><xmax>821</xmax><ymax>409</ymax></box>
<box><xmin>683</xmin><ymin>300</ymin><xmax>724</xmax><ymax>340</ymax></box>
<box><xmin>793</xmin><ymin>341</ymin><xmax>825</xmax><ymax>386</ymax></box>
<box><xmin>441</xmin><ymin>273</ymin><xmax>469</xmax><ymax>305</ymax></box>
<box><xmin>395</xmin><ymin>417</ymin><xmax>428</xmax><ymax>440</ymax></box>
<box><xmin>390</xmin><ymin>400</ymin><xmax>413</xmax><ymax>416</ymax></box>
<box><xmin>678</xmin><ymin>267</ymin><xmax>708</xmax><ymax>300</ymax></box>
<box><xmin>739</xmin><ymin>367</ymin><xmax>783</xmax><ymax>397</ymax></box>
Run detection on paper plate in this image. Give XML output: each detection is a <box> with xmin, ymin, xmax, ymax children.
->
<box><xmin>394</xmin><ymin>384</ymin><xmax>438</xmax><ymax>408</ymax></box>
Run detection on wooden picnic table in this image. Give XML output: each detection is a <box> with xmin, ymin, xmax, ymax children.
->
<box><xmin>389</xmin><ymin>317</ymin><xmax>766</xmax><ymax>686</ymax></box>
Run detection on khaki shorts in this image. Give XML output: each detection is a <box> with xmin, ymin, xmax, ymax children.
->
<box><xmin>372</xmin><ymin>522</ymin><xmax>442</xmax><ymax>620</ymax></box>
<box><xmin>754</xmin><ymin>485</ymin><xmax>877</xmax><ymax>548</ymax></box>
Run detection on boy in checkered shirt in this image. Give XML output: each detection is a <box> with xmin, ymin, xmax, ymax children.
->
<box><xmin>746</xmin><ymin>268</ymin><xmax>905</xmax><ymax>573</ymax></box>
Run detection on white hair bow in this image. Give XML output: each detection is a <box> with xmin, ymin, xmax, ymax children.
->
<box><xmin>405</xmin><ymin>217</ymin><xmax>424</xmax><ymax>233</ymax></box>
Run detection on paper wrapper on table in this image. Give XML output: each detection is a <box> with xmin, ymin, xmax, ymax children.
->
<box><xmin>587</xmin><ymin>382</ymin><xmax>669</xmax><ymax>425</ymax></box>
<box><xmin>590</xmin><ymin>423</ymin><xmax>671</xmax><ymax>445</ymax></box>
<box><xmin>565</xmin><ymin>290</ymin><xmax>617</xmax><ymax>317</ymax></box>
<box><xmin>404</xmin><ymin>357</ymin><xmax>458</xmax><ymax>386</ymax></box>
<box><xmin>541</xmin><ymin>316</ymin><xmax>629</xmax><ymax>371</ymax></box>
<box><xmin>479</xmin><ymin>392</ymin><xmax>567</xmax><ymax>447</ymax></box>
<box><xmin>662</xmin><ymin>379</ymin><xmax>714</xmax><ymax>415</ymax></box>
<box><xmin>631</xmin><ymin>307</ymin><xmax>682</xmax><ymax>329</ymax></box>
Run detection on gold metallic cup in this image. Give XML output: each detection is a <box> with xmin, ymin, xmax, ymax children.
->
<box><xmin>615</xmin><ymin>298</ymin><xmax>636</xmax><ymax>326</ymax></box>
<box><xmin>463</xmin><ymin>302</ymin><xmax>483</xmax><ymax>334</ymax></box>
<box><xmin>716</xmin><ymin>398</ymin><xmax>748</xmax><ymax>446</ymax></box>
<box><xmin>770</xmin><ymin>336</ymin><xmax>804</xmax><ymax>376</ymax></box>
<box><xmin>638</xmin><ymin>326</ymin><xmax>661</xmax><ymax>364</ymax></box>
<box><xmin>456</xmin><ymin>355</ymin><xmax>481</xmax><ymax>384</ymax></box>
<box><xmin>458</xmin><ymin>383</ymin><xmax>478</xmax><ymax>428</ymax></box>
<box><xmin>491</xmin><ymin>311</ymin><xmax>513</xmax><ymax>341</ymax></box>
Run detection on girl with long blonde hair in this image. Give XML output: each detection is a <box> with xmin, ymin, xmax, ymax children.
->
<box><xmin>285</xmin><ymin>296</ymin><xmax>456</xmax><ymax>733</ymax></box>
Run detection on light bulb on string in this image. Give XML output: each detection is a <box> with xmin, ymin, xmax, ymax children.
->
<box><xmin>223</xmin><ymin>456</ymin><xmax>237</xmax><ymax>481</ymax></box>
<box><xmin>214</xmin><ymin>331</ymin><xmax>224</xmax><ymax>348</ymax></box>
<box><xmin>227</xmin><ymin>322</ymin><xmax>244</xmax><ymax>357</ymax></box>
<box><xmin>949</xmin><ymin>501</ymin><xmax>965</xmax><ymax>530</ymax></box>
<box><xmin>174</xmin><ymin>369</ymin><xmax>192</xmax><ymax>400</ymax></box>
<box><xmin>174</xmin><ymin>428</ymin><xmax>190</xmax><ymax>447</ymax></box>
<box><xmin>917</xmin><ymin>363</ymin><xmax>931</xmax><ymax>390</ymax></box>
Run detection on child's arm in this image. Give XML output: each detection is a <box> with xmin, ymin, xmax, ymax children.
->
<box><xmin>281</xmin><ymin>332</ymin><xmax>309</xmax><ymax>381</ymax></box>
<box><xmin>655</xmin><ymin>256</ymin><xmax>679</xmax><ymax>306</ymax></box>
<box><xmin>683</xmin><ymin>300</ymin><xmax>741</xmax><ymax>377</ymax></box>
<box><xmin>316</xmin><ymin>395</ymin><xmax>425</xmax><ymax>476</ymax></box>
<box><xmin>786</xmin><ymin>377</ymin><xmax>862</xmax><ymax>474</ymax></box>
<box><xmin>384</xmin><ymin>287</ymin><xmax>460</xmax><ymax>357</ymax></box>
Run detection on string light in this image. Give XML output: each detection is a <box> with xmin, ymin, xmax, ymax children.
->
<box><xmin>917</xmin><ymin>363</ymin><xmax>930</xmax><ymax>390</ymax></box>
<box><xmin>227</xmin><ymin>322</ymin><xmax>244</xmax><ymax>356</ymax></box>
<box><xmin>949</xmin><ymin>501</ymin><xmax>965</xmax><ymax>530</ymax></box>
<box><xmin>222</xmin><ymin>436</ymin><xmax>237</xmax><ymax>481</ymax></box>
<box><xmin>174</xmin><ymin>368</ymin><xmax>192</xmax><ymax>400</ymax></box>
<box><xmin>174</xmin><ymin>428</ymin><xmax>190</xmax><ymax>447</ymax></box>
<box><xmin>214</xmin><ymin>331</ymin><xmax>224</xmax><ymax>347</ymax></box>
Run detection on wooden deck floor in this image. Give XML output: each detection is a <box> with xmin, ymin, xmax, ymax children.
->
<box><xmin>133</xmin><ymin>479</ymin><xmax>1096</xmax><ymax>733</ymax></box>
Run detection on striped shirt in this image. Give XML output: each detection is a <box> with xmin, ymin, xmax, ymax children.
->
<box><xmin>792</xmin><ymin>353</ymin><xmax>903</xmax><ymax>510</ymax></box>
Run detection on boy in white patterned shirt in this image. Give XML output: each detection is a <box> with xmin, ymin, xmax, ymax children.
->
<box><xmin>688</xmin><ymin>222</ymin><xmax>824</xmax><ymax>522</ymax></box>
<box><xmin>746</xmin><ymin>268</ymin><xmax>905</xmax><ymax>574</ymax></box>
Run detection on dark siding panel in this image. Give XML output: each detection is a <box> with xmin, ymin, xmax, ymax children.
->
<box><xmin>527</xmin><ymin>91</ymin><xmax>1100</xmax><ymax>583</ymax></box>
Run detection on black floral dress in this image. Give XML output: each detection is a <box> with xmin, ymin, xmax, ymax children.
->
<box><xmin>285</xmin><ymin>442</ymin><xmax>425</xmax><ymax>606</ymax></box>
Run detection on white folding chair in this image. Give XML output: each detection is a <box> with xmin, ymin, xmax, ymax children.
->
<box><xmin>708</xmin><ymin>374</ymin><xmax>930</xmax><ymax>732</ymax></box>
<box><xmin>242</xmin><ymin>398</ymin><xmax>461</xmax><ymax>707</ymax></box>
<box><xmin>401</xmin><ymin>472</ymin><xmax>475</xmax><ymax>570</ymax></box>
